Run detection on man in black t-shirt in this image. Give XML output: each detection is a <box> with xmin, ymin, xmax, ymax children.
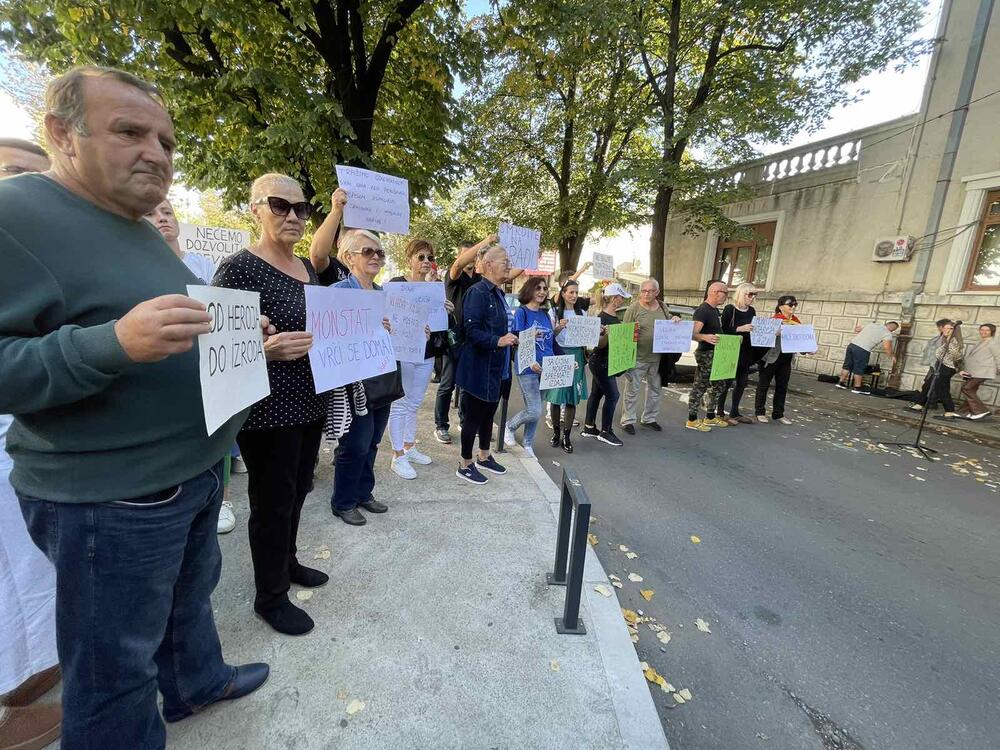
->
<box><xmin>687</xmin><ymin>280</ymin><xmax>730</xmax><ymax>431</ymax></box>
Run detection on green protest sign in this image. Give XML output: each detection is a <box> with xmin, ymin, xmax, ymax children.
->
<box><xmin>710</xmin><ymin>334</ymin><xmax>741</xmax><ymax>381</ymax></box>
<box><xmin>608</xmin><ymin>322</ymin><xmax>637</xmax><ymax>376</ymax></box>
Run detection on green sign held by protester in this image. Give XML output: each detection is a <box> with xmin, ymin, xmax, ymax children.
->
<box><xmin>710</xmin><ymin>334</ymin><xmax>741</xmax><ymax>380</ymax></box>
<box><xmin>608</xmin><ymin>322</ymin><xmax>637</xmax><ymax>376</ymax></box>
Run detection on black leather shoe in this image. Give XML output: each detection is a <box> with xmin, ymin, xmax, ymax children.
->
<box><xmin>359</xmin><ymin>498</ymin><xmax>388</xmax><ymax>513</ymax></box>
<box><xmin>290</xmin><ymin>564</ymin><xmax>329</xmax><ymax>587</ymax></box>
<box><xmin>333</xmin><ymin>507</ymin><xmax>367</xmax><ymax>525</ymax></box>
<box><xmin>254</xmin><ymin>599</ymin><xmax>314</xmax><ymax>636</ymax></box>
<box><xmin>549</xmin><ymin>428</ymin><xmax>561</xmax><ymax>447</ymax></box>
<box><xmin>163</xmin><ymin>662</ymin><xmax>271</xmax><ymax>722</ymax></box>
<box><xmin>561</xmin><ymin>434</ymin><xmax>573</xmax><ymax>454</ymax></box>
<box><xmin>623</xmin><ymin>424</ymin><xmax>635</xmax><ymax>435</ymax></box>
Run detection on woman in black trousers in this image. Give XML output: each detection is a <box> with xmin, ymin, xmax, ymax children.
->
<box><xmin>213</xmin><ymin>173</ymin><xmax>329</xmax><ymax>636</ymax></box>
<box><xmin>755</xmin><ymin>295</ymin><xmax>803</xmax><ymax>425</ymax></box>
<box><xmin>718</xmin><ymin>282</ymin><xmax>759</xmax><ymax>424</ymax></box>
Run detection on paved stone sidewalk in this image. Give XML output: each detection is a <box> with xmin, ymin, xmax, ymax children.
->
<box><xmin>156</xmin><ymin>404</ymin><xmax>668</xmax><ymax>749</ymax></box>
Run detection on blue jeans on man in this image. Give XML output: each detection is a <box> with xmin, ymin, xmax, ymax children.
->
<box><xmin>18</xmin><ymin>464</ymin><xmax>234</xmax><ymax>750</ymax></box>
<box><xmin>331</xmin><ymin>403</ymin><xmax>391</xmax><ymax>511</ymax></box>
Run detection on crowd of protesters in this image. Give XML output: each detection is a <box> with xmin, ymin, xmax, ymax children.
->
<box><xmin>1</xmin><ymin>65</ymin><xmax>998</xmax><ymax>750</ymax></box>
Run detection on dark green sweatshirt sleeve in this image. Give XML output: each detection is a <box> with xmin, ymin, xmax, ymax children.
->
<box><xmin>0</xmin><ymin>227</ymin><xmax>134</xmax><ymax>413</ymax></box>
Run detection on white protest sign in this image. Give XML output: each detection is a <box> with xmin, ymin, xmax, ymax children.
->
<box><xmin>305</xmin><ymin>286</ymin><xmax>395</xmax><ymax>393</ymax></box>
<box><xmin>383</xmin><ymin>285</ymin><xmax>435</xmax><ymax>364</ymax></box>
<box><xmin>539</xmin><ymin>355</ymin><xmax>576</xmax><ymax>390</ymax></box>
<box><xmin>335</xmin><ymin>165</ymin><xmax>410</xmax><ymax>234</ymax></box>
<box><xmin>592</xmin><ymin>252</ymin><xmax>615</xmax><ymax>280</ymax></box>
<box><xmin>498</xmin><ymin>222</ymin><xmax>541</xmax><ymax>269</ymax></box>
<box><xmin>517</xmin><ymin>327</ymin><xmax>537</xmax><ymax>374</ymax></box>
<box><xmin>426</xmin><ymin>283</ymin><xmax>450</xmax><ymax>332</ymax></box>
<box><xmin>652</xmin><ymin>319</ymin><xmax>695</xmax><ymax>354</ymax></box>
<box><xmin>384</xmin><ymin>281</ymin><xmax>444</xmax><ymax>331</ymax></box>
<box><xmin>779</xmin><ymin>324</ymin><xmax>817</xmax><ymax>353</ymax></box>
<box><xmin>178</xmin><ymin>223</ymin><xmax>250</xmax><ymax>266</ymax></box>
<box><xmin>750</xmin><ymin>316</ymin><xmax>782</xmax><ymax>348</ymax></box>
<box><xmin>561</xmin><ymin>315</ymin><xmax>602</xmax><ymax>348</ymax></box>
<box><xmin>186</xmin><ymin>286</ymin><xmax>270</xmax><ymax>435</ymax></box>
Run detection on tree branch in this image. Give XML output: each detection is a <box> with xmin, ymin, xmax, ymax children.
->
<box><xmin>365</xmin><ymin>0</ymin><xmax>427</xmax><ymax>96</ymax></box>
<box><xmin>716</xmin><ymin>37</ymin><xmax>793</xmax><ymax>61</ymax></box>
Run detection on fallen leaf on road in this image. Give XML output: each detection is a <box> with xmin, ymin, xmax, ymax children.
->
<box><xmin>346</xmin><ymin>699</ymin><xmax>365</xmax><ymax>715</ymax></box>
<box><xmin>608</xmin><ymin>573</ymin><xmax>621</xmax><ymax>580</ymax></box>
<box><xmin>672</xmin><ymin>692</ymin><xmax>686</xmax><ymax>704</ymax></box>
<box><xmin>314</xmin><ymin>547</ymin><xmax>331</xmax><ymax>560</ymax></box>
<box><xmin>695</xmin><ymin>618</ymin><xmax>711</xmax><ymax>633</ymax></box>
<box><xmin>643</xmin><ymin>666</ymin><xmax>668</xmax><ymax>691</ymax></box>
<box><xmin>550</xmin><ymin>659</ymin><xmax>560</xmax><ymax>672</ymax></box>
<box><xmin>618</xmin><ymin>545</ymin><xmax>630</xmax><ymax>552</ymax></box>
<box><xmin>678</xmin><ymin>688</ymin><xmax>692</xmax><ymax>701</ymax></box>
<box><xmin>588</xmin><ymin>533</ymin><xmax>599</xmax><ymax>546</ymax></box>
<box><xmin>336</xmin><ymin>689</ymin><xmax>348</xmax><ymax>700</ymax></box>
<box><xmin>621</xmin><ymin>608</ymin><xmax>639</xmax><ymax>625</ymax></box>
<box><xmin>628</xmin><ymin>572</ymin><xmax>644</xmax><ymax>582</ymax></box>
<box><xmin>295</xmin><ymin>590</ymin><xmax>313</xmax><ymax>602</ymax></box>
<box><xmin>657</xmin><ymin>631</ymin><xmax>672</xmax><ymax>645</ymax></box>
<box><xmin>612</xmin><ymin>581</ymin><xmax>623</xmax><ymax>589</ymax></box>
<box><xmin>552</xmin><ymin>461</ymin><xmax>561</xmax><ymax>467</ymax></box>
<box><xmin>690</xmin><ymin>535</ymin><xmax>701</xmax><ymax>544</ymax></box>
<box><xmin>663</xmin><ymin>681</ymin><xmax>675</xmax><ymax>693</ymax></box>
<box><xmin>640</xmin><ymin>589</ymin><xmax>655</xmax><ymax>601</ymax></box>
<box><xmin>625</xmin><ymin>552</ymin><xmax>639</xmax><ymax>560</ymax></box>
<box><xmin>593</xmin><ymin>584</ymin><xmax>613</xmax><ymax>598</ymax></box>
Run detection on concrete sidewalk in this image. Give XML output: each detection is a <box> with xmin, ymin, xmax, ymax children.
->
<box><xmin>158</xmin><ymin>403</ymin><xmax>667</xmax><ymax>748</ymax></box>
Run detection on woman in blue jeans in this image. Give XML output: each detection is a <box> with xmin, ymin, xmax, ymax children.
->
<box><xmin>504</xmin><ymin>277</ymin><xmax>556</xmax><ymax>457</ymax></box>
<box><xmin>581</xmin><ymin>283</ymin><xmax>631</xmax><ymax>446</ymax></box>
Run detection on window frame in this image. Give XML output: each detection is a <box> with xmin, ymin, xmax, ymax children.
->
<box><xmin>962</xmin><ymin>188</ymin><xmax>1000</xmax><ymax>291</ymax></box>
<box><xmin>712</xmin><ymin>221</ymin><xmax>777</xmax><ymax>288</ymax></box>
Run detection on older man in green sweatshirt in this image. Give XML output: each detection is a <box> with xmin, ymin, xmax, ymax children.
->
<box><xmin>0</xmin><ymin>66</ymin><xmax>268</xmax><ymax>749</ymax></box>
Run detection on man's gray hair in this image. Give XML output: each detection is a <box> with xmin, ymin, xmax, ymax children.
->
<box><xmin>641</xmin><ymin>277</ymin><xmax>660</xmax><ymax>292</ymax></box>
<box><xmin>45</xmin><ymin>65</ymin><xmax>163</xmax><ymax>138</ymax></box>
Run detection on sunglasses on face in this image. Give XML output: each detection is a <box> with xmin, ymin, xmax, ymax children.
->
<box><xmin>784</xmin><ymin>301</ymin><xmax>798</xmax><ymax>307</ymax></box>
<box><xmin>354</xmin><ymin>246</ymin><xmax>386</xmax><ymax>259</ymax></box>
<box><xmin>257</xmin><ymin>196</ymin><xmax>313</xmax><ymax>220</ymax></box>
<box><xmin>747</xmin><ymin>292</ymin><xmax>758</xmax><ymax>297</ymax></box>
<box><xmin>415</xmin><ymin>253</ymin><xmax>435</xmax><ymax>262</ymax></box>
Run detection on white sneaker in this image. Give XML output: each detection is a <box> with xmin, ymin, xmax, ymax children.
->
<box><xmin>504</xmin><ymin>425</ymin><xmax>516</xmax><ymax>447</ymax></box>
<box><xmin>523</xmin><ymin>446</ymin><xmax>536</xmax><ymax>458</ymax></box>
<box><xmin>405</xmin><ymin>446</ymin><xmax>432</xmax><ymax>465</ymax></box>
<box><xmin>231</xmin><ymin>456</ymin><xmax>248</xmax><ymax>474</ymax></box>
<box><xmin>217</xmin><ymin>501</ymin><xmax>236</xmax><ymax>534</ymax></box>
<box><xmin>390</xmin><ymin>455</ymin><xmax>417</xmax><ymax>479</ymax></box>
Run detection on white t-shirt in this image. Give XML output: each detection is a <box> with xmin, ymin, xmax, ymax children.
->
<box><xmin>851</xmin><ymin>323</ymin><xmax>894</xmax><ymax>352</ymax></box>
<box><xmin>182</xmin><ymin>252</ymin><xmax>217</xmax><ymax>284</ymax></box>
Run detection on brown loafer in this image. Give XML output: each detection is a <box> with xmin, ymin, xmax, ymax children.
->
<box><xmin>0</xmin><ymin>703</ymin><xmax>62</xmax><ymax>750</ymax></box>
<box><xmin>1</xmin><ymin>666</ymin><xmax>60</xmax><ymax>707</ymax></box>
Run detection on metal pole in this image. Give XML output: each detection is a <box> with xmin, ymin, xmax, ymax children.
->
<box><xmin>547</xmin><ymin>472</ymin><xmax>572</xmax><ymax>585</ymax></box>
<box><xmin>555</xmin><ymin>494</ymin><xmax>591</xmax><ymax>635</ymax></box>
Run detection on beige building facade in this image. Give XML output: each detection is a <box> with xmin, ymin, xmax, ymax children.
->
<box><xmin>662</xmin><ymin>0</ymin><xmax>1000</xmax><ymax>408</ymax></box>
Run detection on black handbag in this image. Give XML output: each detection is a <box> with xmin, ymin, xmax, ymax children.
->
<box><xmin>362</xmin><ymin>362</ymin><xmax>405</xmax><ymax>409</ymax></box>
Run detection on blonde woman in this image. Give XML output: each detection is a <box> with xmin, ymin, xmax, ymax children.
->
<box><xmin>718</xmin><ymin>282</ymin><xmax>759</xmax><ymax>424</ymax></box>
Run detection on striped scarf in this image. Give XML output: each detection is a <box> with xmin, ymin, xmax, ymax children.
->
<box><xmin>324</xmin><ymin>382</ymin><xmax>368</xmax><ymax>441</ymax></box>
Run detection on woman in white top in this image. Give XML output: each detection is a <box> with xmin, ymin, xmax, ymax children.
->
<box><xmin>958</xmin><ymin>323</ymin><xmax>999</xmax><ymax>419</ymax></box>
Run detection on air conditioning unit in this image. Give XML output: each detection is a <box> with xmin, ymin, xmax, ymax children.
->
<box><xmin>871</xmin><ymin>235</ymin><xmax>914</xmax><ymax>262</ymax></box>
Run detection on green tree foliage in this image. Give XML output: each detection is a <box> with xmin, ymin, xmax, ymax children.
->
<box><xmin>632</xmin><ymin>0</ymin><xmax>930</xmax><ymax>285</ymax></box>
<box><xmin>0</xmin><ymin>0</ymin><xmax>479</xmax><ymax>218</ymax></box>
<box><xmin>463</xmin><ymin>0</ymin><xmax>655</xmax><ymax>271</ymax></box>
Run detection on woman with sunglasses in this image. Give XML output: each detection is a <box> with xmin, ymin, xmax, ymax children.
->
<box><xmin>754</xmin><ymin>295</ymin><xmax>803</xmax><ymax>425</ymax></box>
<box><xmin>329</xmin><ymin>231</ymin><xmax>397</xmax><ymax>523</ymax></box>
<box><xmin>213</xmin><ymin>173</ymin><xmax>328</xmax><ymax>636</ymax></box>
<box><xmin>717</xmin><ymin>282</ymin><xmax>759</xmax><ymax>425</ymax></box>
<box><xmin>385</xmin><ymin>239</ymin><xmax>451</xmax><ymax>478</ymax></box>
<box><xmin>503</xmin><ymin>277</ymin><xmax>555</xmax><ymax>458</ymax></box>
<box><xmin>546</xmin><ymin>279</ymin><xmax>590</xmax><ymax>453</ymax></box>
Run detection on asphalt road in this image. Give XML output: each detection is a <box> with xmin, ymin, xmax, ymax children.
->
<box><xmin>497</xmin><ymin>379</ymin><xmax>1000</xmax><ymax>749</ymax></box>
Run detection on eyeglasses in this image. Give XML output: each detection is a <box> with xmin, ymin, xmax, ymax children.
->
<box><xmin>747</xmin><ymin>292</ymin><xmax>758</xmax><ymax>298</ymax></box>
<box><xmin>785</xmin><ymin>301</ymin><xmax>798</xmax><ymax>307</ymax></box>
<box><xmin>415</xmin><ymin>253</ymin><xmax>435</xmax><ymax>262</ymax></box>
<box><xmin>353</xmin><ymin>246</ymin><xmax>386</xmax><ymax>259</ymax></box>
<box><xmin>255</xmin><ymin>196</ymin><xmax>314</xmax><ymax>220</ymax></box>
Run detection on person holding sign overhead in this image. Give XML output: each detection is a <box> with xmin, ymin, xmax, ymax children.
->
<box><xmin>308</xmin><ymin>187</ymin><xmax>353</xmax><ymax>286</ymax></box>
<box><xmin>329</xmin><ymin>231</ymin><xmax>397</xmax><ymax>522</ymax></box>
<box><xmin>546</xmin><ymin>279</ymin><xmax>591</xmax><ymax>453</ymax></box>
<box><xmin>503</xmin><ymin>277</ymin><xmax>555</xmax><ymax>458</ymax></box>
<box><xmin>213</xmin><ymin>173</ymin><xmax>330</xmax><ymax>636</ymax></box>
<box><xmin>755</xmin><ymin>295</ymin><xmax>809</xmax><ymax>424</ymax></box>
<box><xmin>621</xmin><ymin>278</ymin><xmax>676</xmax><ymax>434</ymax></box>
<box><xmin>455</xmin><ymin>246</ymin><xmax>517</xmax><ymax>484</ymax></box>
<box><xmin>386</xmin><ymin>239</ymin><xmax>450</xmax><ymax>479</ymax></box>
<box><xmin>581</xmin><ymin>284</ymin><xmax>632</xmax><ymax>446</ymax></box>
<box><xmin>686</xmin><ymin>280</ymin><xmax>731</xmax><ymax>431</ymax></box>
<box><xmin>717</xmin><ymin>283</ymin><xmax>759</xmax><ymax>425</ymax></box>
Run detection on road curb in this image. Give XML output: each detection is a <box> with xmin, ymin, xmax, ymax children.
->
<box><xmin>513</xmin><ymin>449</ymin><xmax>670</xmax><ymax>750</ymax></box>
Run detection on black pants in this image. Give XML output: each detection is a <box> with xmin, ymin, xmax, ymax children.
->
<box><xmin>718</xmin><ymin>364</ymin><xmax>751</xmax><ymax>417</ymax></box>
<box><xmin>434</xmin><ymin>350</ymin><xmax>463</xmax><ymax>430</ymax></box>
<box><xmin>916</xmin><ymin>365</ymin><xmax>956</xmax><ymax>411</ymax></box>
<box><xmin>237</xmin><ymin>419</ymin><xmax>324</xmax><ymax>611</ymax></box>
<box><xmin>586</xmin><ymin>362</ymin><xmax>620</xmax><ymax>431</ymax></box>
<box><xmin>460</xmin><ymin>391</ymin><xmax>499</xmax><ymax>460</ymax></box>
<box><xmin>755</xmin><ymin>354</ymin><xmax>793</xmax><ymax>419</ymax></box>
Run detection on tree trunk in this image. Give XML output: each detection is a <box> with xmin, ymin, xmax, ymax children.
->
<box><xmin>560</xmin><ymin>234</ymin><xmax>584</xmax><ymax>275</ymax></box>
<box><xmin>649</xmin><ymin>182</ymin><xmax>673</xmax><ymax>290</ymax></box>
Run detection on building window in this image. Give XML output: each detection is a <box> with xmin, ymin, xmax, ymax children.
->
<box><xmin>964</xmin><ymin>190</ymin><xmax>1000</xmax><ymax>290</ymax></box>
<box><xmin>713</xmin><ymin>221</ymin><xmax>776</xmax><ymax>287</ymax></box>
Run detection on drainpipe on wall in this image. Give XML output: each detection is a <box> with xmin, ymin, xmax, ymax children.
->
<box><xmin>894</xmin><ymin>0</ymin><xmax>995</xmax><ymax>387</ymax></box>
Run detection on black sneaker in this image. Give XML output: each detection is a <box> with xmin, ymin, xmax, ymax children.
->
<box><xmin>598</xmin><ymin>430</ymin><xmax>624</xmax><ymax>446</ymax></box>
<box><xmin>456</xmin><ymin>464</ymin><xmax>489</xmax><ymax>484</ymax></box>
<box><xmin>476</xmin><ymin>455</ymin><xmax>507</xmax><ymax>475</ymax></box>
<box><xmin>852</xmin><ymin>387</ymin><xmax>871</xmax><ymax>395</ymax></box>
<box><xmin>435</xmin><ymin>428</ymin><xmax>452</xmax><ymax>444</ymax></box>
<box><xmin>580</xmin><ymin>425</ymin><xmax>600</xmax><ymax>438</ymax></box>
<box><xmin>641</xmin><ymin>422</ymin><xmax>662</xmax><ymax>431</ymax></box>
<box><xmin>623</xmin><ymin>424</ymin><xmax>636</xmax><ymax>435</ymax></box>
<box><xmin>835</xmin><ymin>382</ymin><xmax>849</xmax><ymax>390</ymax></box>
